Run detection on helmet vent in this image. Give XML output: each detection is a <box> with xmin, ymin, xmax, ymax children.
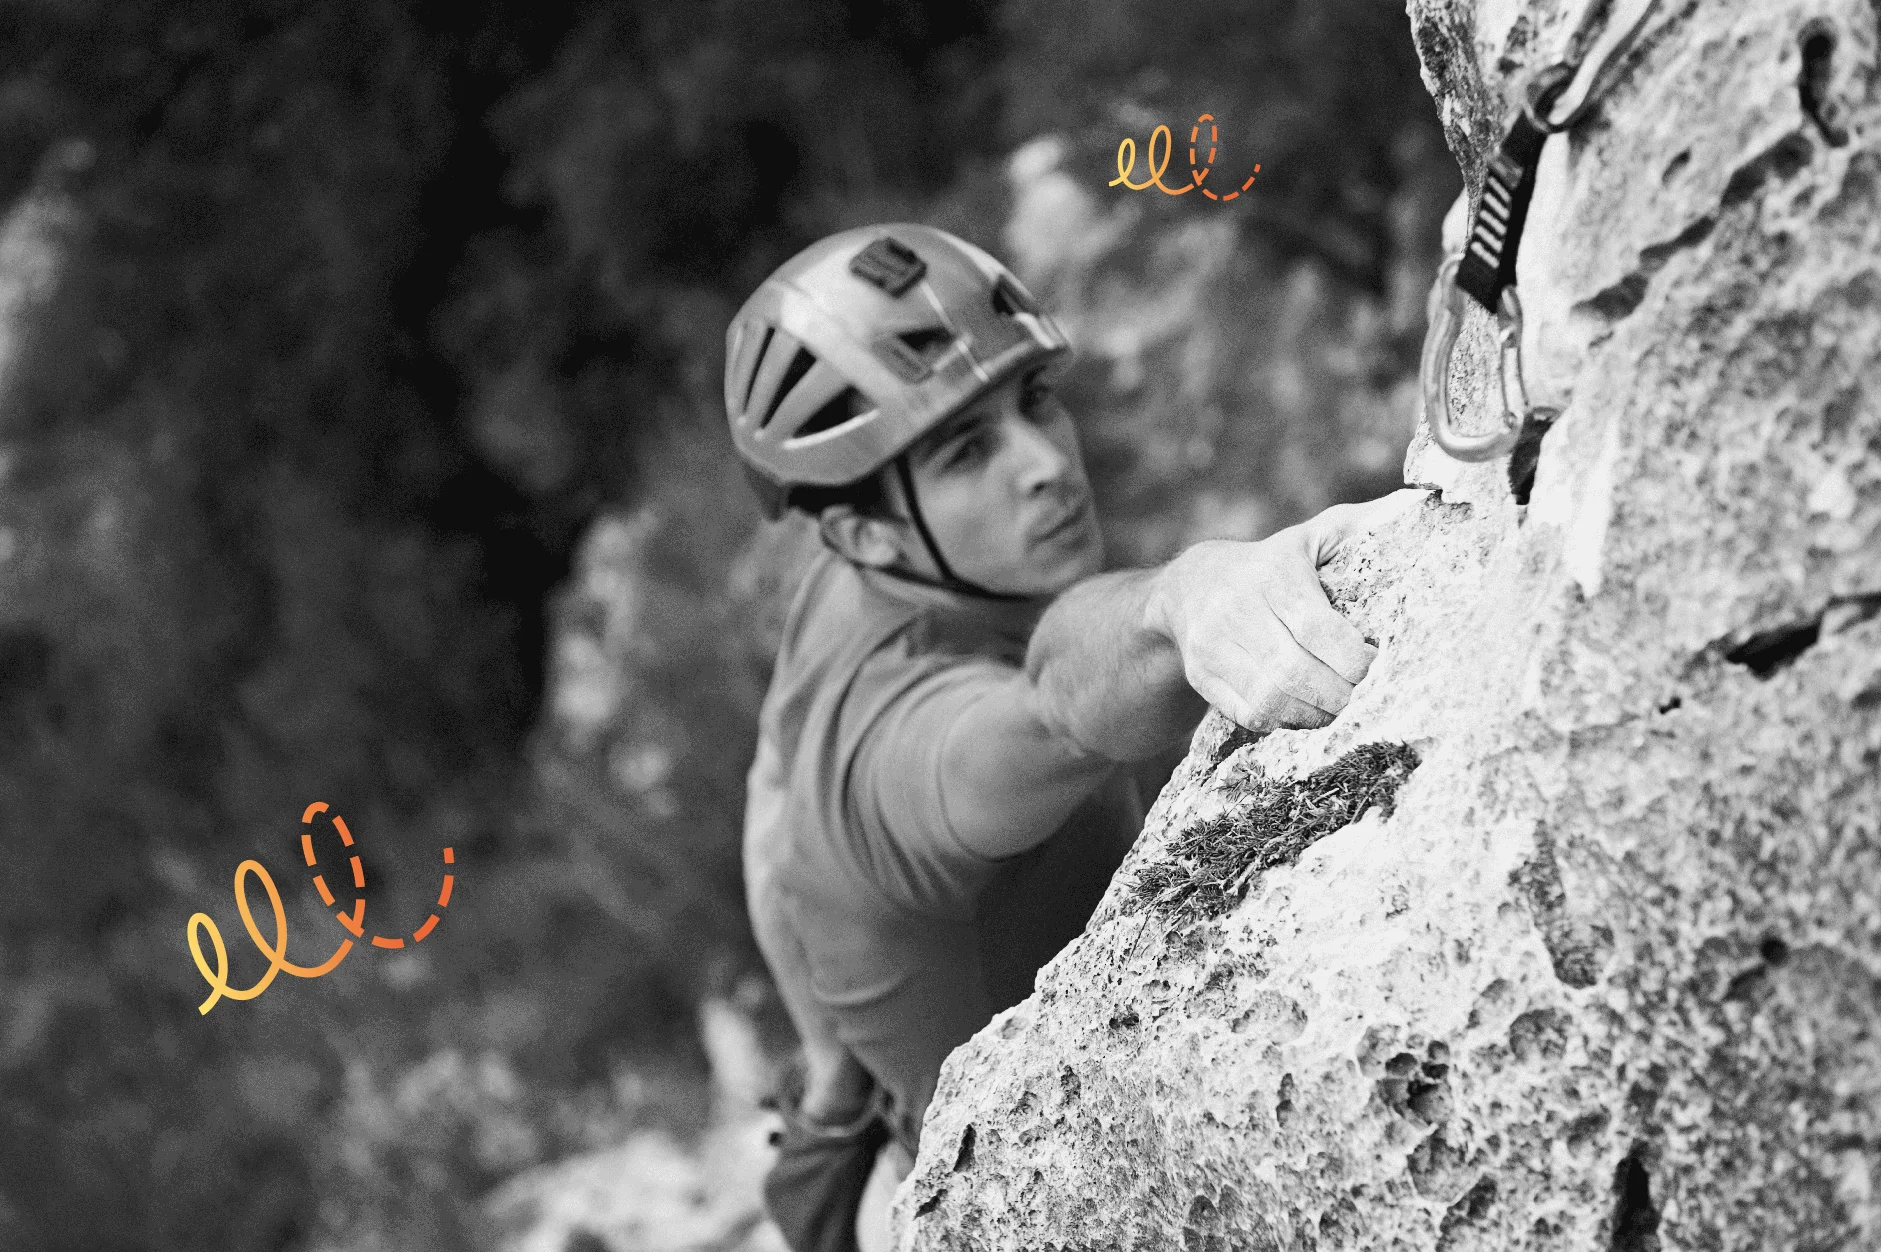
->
<box><xmin>793</xmin><ymin>387</ymin><xmax>871</xmax><ymax>439</ymax></box>
<box><xmin>850</xmin><ymin>236</ymin><xmax>927</xmax><ymax>296</ymax></box>
<box><xmin>992</xmin><ymin>274</ymin><xmax>1040</xmax><ymax>318</ymax></box>
<box><xmin>899</xmin><ymin>327</ymin><xmax>954</xmax><ymax>358</ymax></box>
<box><xmin>759</xmin><ymin>346</ymin><xmax>818</xmax><ymax>430</ymax></box>
<box><xmin>741</xmin><ymin>324</ymin><xmax>776</xmax><ymax>414</ymax></box>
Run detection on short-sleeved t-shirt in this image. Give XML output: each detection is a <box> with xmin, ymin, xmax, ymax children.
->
<box><xmin>743</xmin><ymin>549</ymin><xmax>1142</xmax><ymax>1146</ymax></box>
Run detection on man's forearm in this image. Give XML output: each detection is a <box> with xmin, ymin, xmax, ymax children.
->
<box><xmin>942</xmin><ymin>496</ymin><xmax>1414</xmax><ymax>856</ymax></box>
<box><xmin>1023</xmin><ymin>563</ymin><xmax>1206</xmax><ymax>762</ymax></box>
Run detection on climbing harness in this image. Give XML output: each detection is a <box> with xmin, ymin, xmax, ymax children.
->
<box><xmin>1422</xmin><ymin>0</ymin><xmax>1661</xmax><ymax>478</ymax></box>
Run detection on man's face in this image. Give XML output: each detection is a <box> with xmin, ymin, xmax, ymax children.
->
<box><xmin>897</xmin><ymin>369</ymin><xmax>1104</xmax><ymax>596</ymax></box>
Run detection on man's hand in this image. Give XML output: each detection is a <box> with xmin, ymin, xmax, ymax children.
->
<box><xmin>1146</xmin><ymin>490</ymin><xmax>1426</xmax><ymax>732</ymax></box>
<box><xmin>920</xmin><ymin>489</ymin><xmax>1423</xmax><ymax>859</ymax></box>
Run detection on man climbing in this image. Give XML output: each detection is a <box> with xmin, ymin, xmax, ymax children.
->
<box><xmin>730</xmin><ymin>224</ymin><xmax>1413</xmax><ymax>1251</ymax></box>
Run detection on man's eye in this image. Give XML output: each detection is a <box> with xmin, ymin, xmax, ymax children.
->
<box><xmin>946</xmin><ymin>432</ymin><xmax>989</xmax><ymax>467</ymax></box>
<box><xmin>1021</xmin><ymin>381</ymin><xmax>1054</xmax><ymax>418</ymax></box>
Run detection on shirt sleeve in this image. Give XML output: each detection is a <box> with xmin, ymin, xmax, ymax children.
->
<box><xmin>843</xmin><ymin>637</ymin><xmax>1021</xmax><ymax>919</ymax></box>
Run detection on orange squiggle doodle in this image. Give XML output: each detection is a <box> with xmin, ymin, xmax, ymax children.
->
<box><xmin>1111</xmin><ymin>112</ymin><xmax>1261</xmax><ymax>204</ymax></box>
<box><xmin>187</xmin><ymin>860</ymin><xmax>352</xmax><ymax>1015</ymax></box>
<box><xmin>184</xmin><ymin>803</ymin><xmax>463</xmax><ymax>1014</ymax></box>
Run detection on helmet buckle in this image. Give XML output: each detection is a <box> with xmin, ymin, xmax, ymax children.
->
<box><xmin>849</xmin><ymin>236</ymin><xmax>927</xmax><ymax>296</ymax></box>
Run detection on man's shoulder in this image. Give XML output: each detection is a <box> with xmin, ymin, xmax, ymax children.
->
<box><xmin>760</xmin><ymin>551</ymin><xmax>932</xmax><ymax>761</ymax></box>
<box><xmin>776</xmin><ymin>551</ymin><xmax>920</xmax><ymax>680</ymax></box>
<box><xmin>782</xmin><ymin>552</ymin><xmax>1021</xmax><ymax>677</ymax></box>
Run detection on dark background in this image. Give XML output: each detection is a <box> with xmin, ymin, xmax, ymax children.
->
<box><xmin>0</xmin><ymin>1</ymin><xmax>1457</xmax><ymax>1247</ymax></box>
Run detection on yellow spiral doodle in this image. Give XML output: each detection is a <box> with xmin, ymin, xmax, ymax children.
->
<box><xmin>1109</xmin><ymin>123</ymin><xmax>1195</xmax><ymax>195</ymax></box>
<box><xmin>186</xmin><ymin>859</ymin><xmax>352</xmax><ymax>1016</ymax></box>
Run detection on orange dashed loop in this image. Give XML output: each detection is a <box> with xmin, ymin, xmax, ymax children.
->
<box><xmin>411</xmin><ymin>849</ymin><xmax>456</xmax><ymax>944</ymax></box>
<box><xmin>1187</xmin><ymin>113</ymin><xmax>1217</xmax><ymax>189</ymax></box>
<box><xmin>406</xmin><ymin>850</ymin><xmax>457</xmax><ymax>942</ymax></box>
<box><xmin>301</xmin><ymin>803</ymin><xmax>457</xmax><ymax>951</ymax></box>
<box><xmin>302</xmin><ymin>803</ymin><xmax>368</xmax><ymax>937</ymax></box>
<box><xmin>1202</xmin><ymin>162</ymin><xmax>1260</xmax><ymax>203</ymax></box>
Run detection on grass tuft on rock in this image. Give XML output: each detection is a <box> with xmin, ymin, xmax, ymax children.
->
<box><xmin>1130</xmin><ymin>742</ymin><xmax>1421</xmax><ymax>920</ymax></box>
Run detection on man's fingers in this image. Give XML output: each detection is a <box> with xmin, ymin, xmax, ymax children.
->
<box><xmin>1200</xmin><ymin>671</ymin><xmax>1333</xmax><ymax>733</ymax></box>
<box><xmin>1269</xmin><ymin>585</ymin><xmax>1377</xmax><ymax>687</ymax></box>
<box><xmin>1191</xmin><ymin>634</ymin><xmax>1352</xmax><ymax>732</ymax></box>
<box><xmin>1301</xmin><ymin>489</ymin><xmax>1429</xmax><ymax>566</ymax></box>
<box><xmin>1227</xmin><ymin>637</ymin><xmax>1352</xmax><ymax>716</ymax></box>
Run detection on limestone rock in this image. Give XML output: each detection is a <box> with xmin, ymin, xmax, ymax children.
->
<box><xmin>897</xmin><ymin>0</ymin><xmax>1881</xmax><ymax>1247</ymax></box>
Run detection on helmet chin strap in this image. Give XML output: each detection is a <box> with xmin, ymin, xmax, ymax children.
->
<box><xmin>888</xmin><ymin>455</ymin><xmax>1035</xmax><ymax>603</ymax></box>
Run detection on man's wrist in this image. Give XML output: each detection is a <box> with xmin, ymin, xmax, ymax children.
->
<box><xmin>1142</xmin><ymin>549</ymin><xmax>1188</xmax><ymax>647</ymax></box>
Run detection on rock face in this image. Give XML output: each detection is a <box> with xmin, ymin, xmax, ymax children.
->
<box><xmin>896</xmin><ymin>1</ymin><xmax>1881</xmax><ymax>1248</ymax></box>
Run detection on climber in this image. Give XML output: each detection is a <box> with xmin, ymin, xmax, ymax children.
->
<box><xmin>730</xmin><ymin>224</ymin><xmax>1415</xmax><ymax>1252</ymax></box>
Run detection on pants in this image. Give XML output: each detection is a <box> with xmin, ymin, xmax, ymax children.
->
<box><xmin>764</xmin><ymin>1095</ymin><xmax>892</xmax><ymax>1252</ymax></box>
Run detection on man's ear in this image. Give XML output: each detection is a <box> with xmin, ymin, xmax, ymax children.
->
<box><xmin>817</xmin><ymin>505</ymin><xmax>905</xmax><ymax>569</ymax></box>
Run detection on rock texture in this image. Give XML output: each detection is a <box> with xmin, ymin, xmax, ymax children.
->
<box><xmin>896</xmin><ymin>1</ymin><xmax>1881</xmax><ymax>1248</ymax></box>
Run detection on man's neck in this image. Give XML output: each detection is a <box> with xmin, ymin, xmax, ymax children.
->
<box><xmin>851</xmin><ymin>558</ymin><xmax>1050</xmax><ymax>634</ymax></box>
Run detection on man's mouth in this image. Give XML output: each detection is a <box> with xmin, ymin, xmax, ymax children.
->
<box><xmin>1034</xmin><ymin>498</ymin><xmax>1091</xmax><ymax>543</ymax></box>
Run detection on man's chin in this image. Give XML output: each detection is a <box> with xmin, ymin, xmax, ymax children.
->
<box><xmin>949</xmin><ymin>525</ymin><xmax>1104</xmax><ymax>597</ymax></box>
<box><xmin>1021</xmin><ymin>534</ymin><xmax>1106</xmax><ymax>596</ymax></box>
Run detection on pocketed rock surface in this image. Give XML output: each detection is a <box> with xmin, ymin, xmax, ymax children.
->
<box><xmin>896</xmin><ymin>0</ymin><xmax>1881</xmax><ymax>1247</ymax></box>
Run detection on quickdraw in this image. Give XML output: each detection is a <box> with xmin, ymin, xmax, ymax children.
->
<box><xmin>1422</xmin><ymin>0</ymin><xmax>1660</xmax><ymax>476</ymax></box>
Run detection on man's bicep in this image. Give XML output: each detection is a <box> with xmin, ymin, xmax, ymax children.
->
<box><xmin>865</xmin><ymin>663</ymin><xmax>1112</xmax><ymax>866</ymax></box>
<box><xmin>938</xmin><ymin>676</ymin><xmax>1117</xmax><ymax>857</ymax></box>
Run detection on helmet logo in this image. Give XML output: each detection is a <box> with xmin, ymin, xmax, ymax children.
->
<box><xmin>849</xmin><ymin>236</ymin><xmax>927</xmax><ymax>296</ymax></box>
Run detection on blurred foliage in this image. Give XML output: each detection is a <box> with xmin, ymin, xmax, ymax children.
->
<box><xmin>0</xmin><ymin>0</ymin><xmax>1454</xmax><ymax>1248</ymax></box>
<box><xmin>1001</xmin><ymin>0</ymin><xmax>1447</xmax><ymax>291</ymax></box>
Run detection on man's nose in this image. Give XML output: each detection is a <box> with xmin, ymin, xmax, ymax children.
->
<box><xmin>1006</xmin><ymin>414</ymin><xmax>1073</xmax><ymax>494</ymax></box>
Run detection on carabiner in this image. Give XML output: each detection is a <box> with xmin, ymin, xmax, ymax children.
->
<box><xmin>1421</xmin><ymin>253</ymin><xmax>1527</xmax><ymax>461</ymax></box>
<box><xmin>1494</xmin><ymin>284</ymin><xmax>1538</xmax><ymax>425</ymax></box>
<box><xmin>1421</xmin><ymin>0</ymin><xmax>1659</xmax><ymax>468</ymax></box>
<box><xmin>1531</xmin><ymin>0</ymin><xmax>1661</xmax><ymax>133</ymax></box>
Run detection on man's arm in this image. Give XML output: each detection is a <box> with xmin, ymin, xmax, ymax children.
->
<box><xmin>934</xmin><ymin>491</ymin><xmax>1423</xmax><ymax>859</ymax></box>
